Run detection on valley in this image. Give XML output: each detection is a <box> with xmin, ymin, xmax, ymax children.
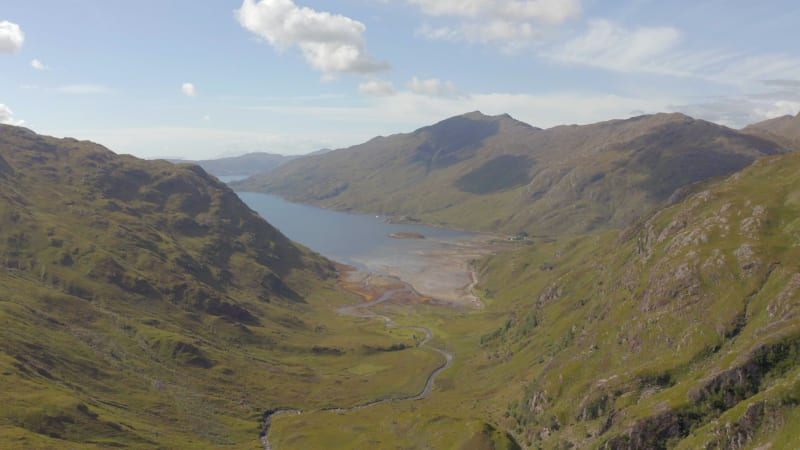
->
<box><xmin>4</xmin><ymin>110</ymin><xmax>800</xmax><ymax>449</ymax></box>
<box><xmin>5</xmin><ymin>3</ymin><xmax>800</xmax><ymax>449</ymax></box>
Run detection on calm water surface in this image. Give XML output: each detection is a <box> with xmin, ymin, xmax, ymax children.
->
<box><xmin>236</xmin><ymin>192</ymin><xmax>474</xmax><ymax>269</ymax></box>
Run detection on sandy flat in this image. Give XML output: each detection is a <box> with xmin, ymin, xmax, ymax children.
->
<box><xmin>349</xmin><ymin>235</ymin><xmax>501</xmax><ymax>307</ymax></box>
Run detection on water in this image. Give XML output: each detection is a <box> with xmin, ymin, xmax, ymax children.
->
<box><xmin>236</xmin><ymin>192</ymin><xmax>474</xmax><ymax>269</ymax></box>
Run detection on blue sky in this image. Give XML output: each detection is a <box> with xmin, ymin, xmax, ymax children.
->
<box><xmin>1</xmin><ymin>0</ymin><xmax>800</xmax><ymax>159</ymax></box>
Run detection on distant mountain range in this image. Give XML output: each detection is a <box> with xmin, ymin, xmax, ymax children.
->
<box><xmin>745</xmin><ymin>111</ymin><xmax>800</xmax><ymax>152</ymax></box>
<box><xmin>236</xmin><ymin>111</ymin><xmax>786</xmax><ymax>236</ymax></box>
<box><xmin>171</xmin><ymin>148</ymin><xmax>330</xmax><ymax>178</ymax></box>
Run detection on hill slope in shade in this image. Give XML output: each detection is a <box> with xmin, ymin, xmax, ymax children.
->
<box><xmin>0</xmin><ymin>125</ymin><xmax>442</xmax><ymax>448</ymax></box>
<box><xmin>472</xmin><ymin>152</ymin><xmax>800</xmax><ymax>448</ymax></box>
<box><xmin>237</xmin><ymin>112</ymin><xmax>785</xmax><ymax>236</ymax></box>
<box><xmin>744</xmin><ymin>112</ymin><xmax>800</xmax><ymax>152</ymax></box>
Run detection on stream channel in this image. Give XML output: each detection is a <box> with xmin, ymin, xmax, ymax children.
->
<box><xmin>237</xmin><ymin>192</ymin><xmax>478</xmax><ymax>450</ymax></box>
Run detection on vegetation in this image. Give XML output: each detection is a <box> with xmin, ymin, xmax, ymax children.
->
<box><xmin>4</xmin><ymin>117</ymin><xmax>800</xmax><ymax>449</ymax></box>
<box><xmin>266</xmin><ymin>152</ymin><xmax>800</xmax><ymax>449</ymax></box>
<box><xmin>236</xmin><ymin>111</ymin><xmax>785</xmax><ymax>236</ymax></box>
<box><xmin>0</xmin><ymin>125</ymin><xmax>442</xmax><ymax>448</ymax></box>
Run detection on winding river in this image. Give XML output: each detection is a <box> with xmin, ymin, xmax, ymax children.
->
<box><xmin>258</xmin><ymin>276</ymin><xmax>455</xmax><ymax>450</ymax></box>
<box><xmin>235</xmin><ymin>193</ymin><xmax>473</xmax><ymax>450</ymax></box>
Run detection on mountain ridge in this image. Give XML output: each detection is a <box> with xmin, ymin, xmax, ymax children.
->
<box><xmin>236</xmin><ymin>111</ymin><xmax>786</xmax><ymax>236</ymax></box>
<box><xmin>744</xmin><ymin>111</ymin><xmax>800</xmax><ymax>152</ymax></box>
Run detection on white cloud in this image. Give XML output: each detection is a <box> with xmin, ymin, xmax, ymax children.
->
<box><xmin>670</xmin><ymin>84</ymin><xmax>800</xmax><ymax>128</ymax></box>
<box><xmin>408</xmin><ymin>77</ymin><xmax>463</xmax><ymax>98</ymax></box>
<box><xmin>30</xmin><ymin>58</ymin><xmax>48</xmax><ymax>70</ymax></box>
<box><xmin>236</xmin><ymin>0</ymin><xmax>388</xmax><ymax>75</ymax></box>
<box><xmin>408</xmin><ymin>0</ymin><xmax>581</xmax><ymax>23</ymax></box>
<box><xmin>753</xmin><ymin>100</ymin><xmax>800</xmax><ymax>121</ymax></box>
<box><xmin>410</xmin><ymin>0</ymin><xmax>580</xmax><ymax>47</ymax></box>
<box><xmin>242</xmin><ymin>90</ymin><xmax>667</xmax><ymax>131</ymax></box>
<box><xmin>182</xmin><ymin>82</ymin><xmax>198</xmax><ymax>97</ymax></box>
<box><xmin>0</xmin><ymin>104</ymin><xmax>24</xmax><ymax>126</ymax></box>
<box><xmin>57</xmin><ymin>84</ymin><xmax>112</xmax><ymax>95</ymax></box>
<box><xmin>547</xmin><ymin>19</ymin><xmax>683</xmax><ymax>75</ymax></box>
<box><xmin>546</xmin><ymin>20</ymin><xmax>800</xmax><ymax>86</ymax></box>
<box><xmin>359</xmin><ymin>79</ymin><xmax>395</xmax><ymax>97</ymax></box>
<box><xmin>0</xmin><ymin>21</ymin><xmax>24</xmax><ymax>53</ymax></box>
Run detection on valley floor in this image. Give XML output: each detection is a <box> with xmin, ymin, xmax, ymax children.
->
<box><xmin>264</xmin><ymin>239</ymin><xmax>525</xmax><ymax>450</ymax></box>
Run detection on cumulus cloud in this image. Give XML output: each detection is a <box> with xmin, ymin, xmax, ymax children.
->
<box><xmin>0</xmin><ymin>104</ymin><xmax>24</xmax><ymax>126</ymax></box>
<box><xmin>410</xmin><ymin>0</ymin><xmax>581</xmax><ymax>47</ymax></box>
<box><xmin>182</xmin><ymin>82</ymin><xmax>198</xmax><ymax>97</ymax></box>
<box><xmin>236</xmin><ymin>0</ymin><xmax>388</xmax><ymax>75</ymax></box>
<box><xmin>359</xmin><ymin>79</ymin><xmax>395</xmax><ymax>97</ymax></box>
<box><xmin>408</xmin><ymin>77</ymin><xmax>463</xmax><ymax>98</ymax></box>
<box><xmin>30</xmin><ymin>59</ymin><xmax>48</xmax><ymax>70</ymax></box>
<box><xmin>0</xmin><ymin>21</ymin><xmax>24</xmax><ymax>53</ymax></box>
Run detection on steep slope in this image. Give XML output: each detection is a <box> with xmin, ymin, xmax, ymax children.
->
<box><xmin>0</xmin><ymin>125</ymin><xmax>435</xmax><ymax>448</ymax></box>
<box><xmin>744</xmin><ymin>112</ymin><xmax>800</xmax><ymax>152</ymax></box>
<box><xmin>238</xmin><ymin>112</ymin><xmax>785</xmax><ymax>236</ymax></box>
<box><xmin>472</xmin><ymin>152</ymin><xmax>800</xmax><ymax>448</ymax></box>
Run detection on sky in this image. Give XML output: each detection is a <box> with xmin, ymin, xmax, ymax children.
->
<box><xmin>1</xmin><ymin>0</ymin><xmax>800</xmax><ymax>159</ymax></box>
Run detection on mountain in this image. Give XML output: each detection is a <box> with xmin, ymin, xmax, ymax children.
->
<box><xmin>0</xmin><ymin>126</ymin><xmax>431</xmax><ymax>448</ymax></box>
<box><xmin>744</xmin><ymin>112</ymin><xmax>800</xmax><ymax>152</ymax></box>
<box><xmin>172</xmin><ymin>149</ymin><xmax>332</xmax><ymax>178</ymax></box>
<box><xmin>463</xmin><ymin>151</ymin><xmax>800</xmax><ymax>448</ymax></box>
<box><xmin>170</xmin><ymin>152</ymin><xmax>292</xmax><ymax>177</ymax></box>
<box><xmin>236</xmin><ymin>112</ymin><xmax>785</xmax><ymax>236</ymax></box>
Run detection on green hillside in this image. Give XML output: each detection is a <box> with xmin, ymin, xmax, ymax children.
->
<box><xmin>237</xmin><ymin>112</ymin><xmax>785</xmax><ymax>236</ymax></box>
<box><xmin>264</xmin><ymin>152</ymin><xmax>800</xmax><ymax>449</ymax></box>
<box><xmin>472</xmin><ymin>152</ymin><xmax>800</xmax><ymax>448</ymax></box>
<box><xmin>0</xmin><ymin>125</ymin><xmax>441</xmax><ymax>448</ymax></box>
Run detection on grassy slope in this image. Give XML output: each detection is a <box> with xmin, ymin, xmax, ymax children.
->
<box><xmin>0</xmin><ymin>125</ymin><xmax>442</xmax><ymax>448</ymax></box>
<box><xmin>472</xmin><ymin>152</ymin><xmax>800</xmax><ymax>448</ymax></box>
<box><xmin>238</xmin><ymin>112</ymin><xmax>784</xmax><ymax>237</ymax></box>
<box><xmin>267</xmin><ymin>153</ymin><xmax>800</xmax><ymax>449</ymax></box>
